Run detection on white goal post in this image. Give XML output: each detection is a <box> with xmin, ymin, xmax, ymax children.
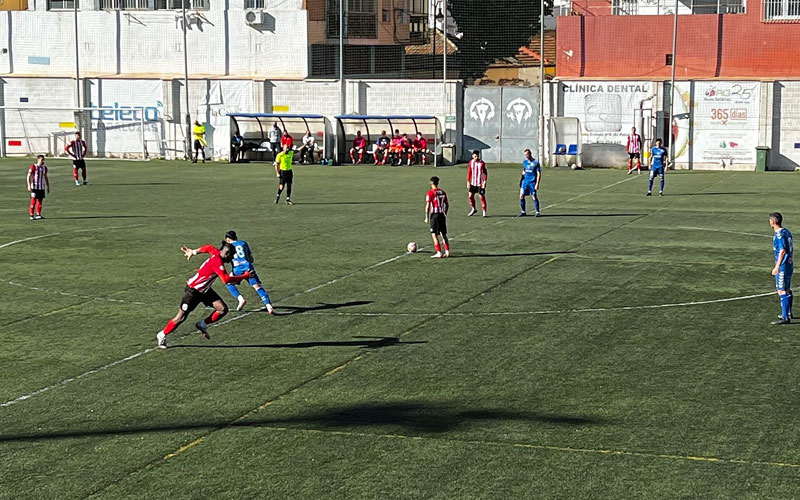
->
<box><xmin>0</xmin><ymin>106</ymin><xmax>158</xmax><ymax>159</ymax></box>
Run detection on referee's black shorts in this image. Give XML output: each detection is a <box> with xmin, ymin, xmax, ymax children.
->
<box><xmin>279</xmin><ymin>169</ymin><xmax>294</xmax><ymax>184</ymax></box>
<box><xmin>179</xmin><ymin>285</ymin><xmax>222</xmax><ymax>314</ymax></box>
<box><xmin>429</xmin><ymin>213</ymin><xmax>447</xmax><ymax>235</ymax></box>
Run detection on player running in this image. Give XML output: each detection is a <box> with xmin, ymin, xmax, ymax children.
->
<box><xmin>770</xmin><ymin>212</ymin><xmax>794</xmax><ymax>325</ymax></box>
<box><xmin>425</xmin><ymin>176</ymin><xmax>450</xmax><ymax>258</ymax></box>
<box><xmin>466</xmin><ymin>150</ymin><xmax>488</xmax><ymax>217</ymax></box>
<box><xmin>274</xmin><ymin>145</ymin><xmax>295</xmax><ymax>205</ymax></box>
<box><xmin>647</xmin><ymin>138</ymin><xmax>669</xmax><ymax>196</ymax></box>
<box><xmin>223</xmin><ymin>230</ymin><xmax>275</xmax><ymax>314</ymax></box>
<box><xmin>518</xmin><ymin>149</ymin><xmax>541</xmax><ymax>217</ymax></box>
<box><xmin>156</xmin><ymin>242</ymin><xmax>251</xmax><ymax>349</ymax></box>
<box><xmin>65</xmin><ymin>131</ymin><xmax>88</xmax><ymax>186</ymax></box>
<box><xmin>27</xmin><ymin>155</ymin><xmax>50</xmax><ymax>220</ymax></box>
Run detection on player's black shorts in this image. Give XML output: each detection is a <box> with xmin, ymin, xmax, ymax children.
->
<box><xmin>72</xmin><ymin>159</ymin><xmax>86</xmax><ymax>169</ymax></box>
<box><xmin>194</xmin><ymin>139</ymin><xmax>204</xmax><ymax>150</ymax></box>
<box><xmin>279</xmin><ymin>169</ymin><xmax>294</xmax><ymax>184</ymax></box>
<box><xmin>629</xmin><ymin>152</ymin><xmax>640</xmax><ymax>159</ymax></box>
<box><xmin>179</xmin><ymin>285</ymin><xmax>222</xmax><ymax>315</ymax></box>
<box><xmin>468</xmin><ymin>185</ymin><xmax>485</xmax><ymax>195</ymax></box>
<box><xmin>429</xmin><ymin>212</ymin><xmax>447</xmax><ymax>235</ymax></box>
<box><xmin>30</xmin><ymin>189</ymin><xmax>45</xmax><ymax>200</ymax></box>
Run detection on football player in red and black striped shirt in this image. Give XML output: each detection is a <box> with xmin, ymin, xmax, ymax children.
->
<box><xmin>26</xmin><ymin>155</ymin><xmax>50</xmax><ymax>220</ymax></box>
<box><xmin>65</xmin><ymin>131</ymin><xmax>88</xmax><ymax>186</ymax></box>
<box><xmin>466</xmin><ymin>150</ymin><xmax>487</xmax><ymax>217</ymax></box>
<box><xmin>156</xmin><ymin>242</ymin><xmax>251</xmax><ymax>349</ymax></box>
<box><xmin>425</xmin><ymin>176</ymin><xmax>450</xmax><ymax>258</ymax></box>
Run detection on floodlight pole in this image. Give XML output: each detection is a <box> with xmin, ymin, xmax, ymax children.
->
<box><xmin>183</xmin><ymin>0</ymin><xmax>191</xmax><ymax>160</ymax></box>
<box><xmin>538</xmin><ymin>0</ymin><xmax>545</xmax><ymax>164</ymax></box>
<box><xmin>669</xmin><ymin>0</ymin><xmax>678</xmax><ymax>167</ymax></box>
<box><xmin>442</xmin><ymin>0</ymin><xmax>447</xmax><ymax>144</ymax></box>
<box><xmin>339</xmin><ymin>0</ymin><xmax>345</xmax><ymax>116</ymax></box>
<box><xmin>73</xmin><ymin>0</ymin><xmax>80</xmax><ymax>108</ymax></box>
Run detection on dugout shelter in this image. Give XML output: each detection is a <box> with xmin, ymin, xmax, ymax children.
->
<box><xmin>227</xmin><ymin>113</ymin><xmax>332</xmax><ymax>163</ymax></box>
<box><xmin>334</xmin><ymin>115</ymin><xmax>442</xmax><ymax>166</ymax></box>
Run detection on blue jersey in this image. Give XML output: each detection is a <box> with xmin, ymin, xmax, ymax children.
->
<box><xmin>774</xmin><ymin>228</ymin><xmax>794</xmax><ymax>271</ymax></box>
<box><xmin>651</xmin><ymin>146</ymin><xmax>667</xmax><ymax>169</ymax></box>
<box><xmin>522</xmin><ymin>159</ymin><xmax>540</xmax><ymax>183</ymax></box>
<box><xmin>230</xmin><ymin>239</ymin><xmax>255</xmax><ymax>272</ymax></box>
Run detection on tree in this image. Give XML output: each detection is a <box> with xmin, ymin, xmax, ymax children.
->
<box><xmin>449</xmin><ymin>0</ymin><xmax>552</xmax><ymax>82</ymax></box>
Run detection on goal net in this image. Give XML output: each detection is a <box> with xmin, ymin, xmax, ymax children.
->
<box><xmin>0</xmin><ymin>107</ymin><xmax>159</xmax><ymax>159</ymax></box>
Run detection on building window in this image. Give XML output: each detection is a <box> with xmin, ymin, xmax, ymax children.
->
<box><xmin>48</xmin><ymin>0</ymin><xmax>78</xmax><ymax>9</ymax></box>
<box><xmin>244</xmin><ymin>0</ymin><xmax>265</xmax><ymax>7</ymax></box>
<box><xmin>348</xmin><ymin>0</ymin><xmax>378</xmax><ymax>38</ymax></box>
<box><xmin>765</xmin><ymin>0</ymin><xmax>800</xmax><ymax>18</ymax></box>
<box><xmin>99</xmin><ymin>0</ymin><xmax>209</xmax><ymax>9</ymax></box>
<box><xmin>382</xmin><ymin>8</ymin><xmax>390</xmax><ymax>22</ymax></box>
<box><xmin>610</xmin><ymin>0</ymin><xmax>744</xmax><ymax>14</ymax></box>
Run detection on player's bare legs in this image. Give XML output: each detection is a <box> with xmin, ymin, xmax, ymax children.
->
<box><xmin>468</xmin><ymin>192</ymin><xmax>477</xmax><ymax>216</ymax></box>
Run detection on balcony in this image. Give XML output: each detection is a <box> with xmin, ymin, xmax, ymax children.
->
<box><xmin>764</xmin><ymin>0</ymin><xmax>800</xmax><ymax>19</ymax></box>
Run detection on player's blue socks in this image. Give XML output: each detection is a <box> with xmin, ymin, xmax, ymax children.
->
<box><xmin>660</xmin><ymin>176</ymin><xmax>665</xmax><ymax>192</ymax></box>
<box><xmin>534</xmin><ymin>199</ymin><xmax>540</xmax><ymax>212</ymax></box>
<box><xmin>788</xmin><ymin>291</ymin><xmax>794</xmax><ymax>317</ymax></box>
<box><xmin>648</xmin><ymin>177</ymin><xmax>655</xmax><ymax>192</ymax></box>
<box><xmin>520</xmin><ymin>199</ymin><xmax>526</xmax><ymax>213</ymax></box>
<box><xmin>780</xmin><ymin>293</ymin><xmax>791</xmax><ymax>320</ymax></box>
<box><xmin>226</xmin><ymin>283</ymin><xmax>241</xmax><ymax>299</ymax></box>
<box><xmin>257</xmin><ymin>287</ymin><xmax>271</xmax><ymax>305</ymax></box>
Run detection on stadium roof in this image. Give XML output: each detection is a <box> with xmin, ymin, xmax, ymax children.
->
<box><xmin>228</xmin><ymin>113</ymin><xmax>326</xmax><ymax>119</ymax></box>
<box><xmin>335</xmin><ymin>115</ymin><xmax>438</xmax><ymax>120</ymax></box>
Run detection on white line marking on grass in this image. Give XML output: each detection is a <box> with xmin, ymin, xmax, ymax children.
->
<box><xmin>0</xmin><ymin>233</ymin><xmax>58</xmax><ymax>249</ymax></box>
<box><xmin>302</xmin><ymin>291</ymin><xmax>775</xmax><ymax>317</ymax></box>
<box><xmin>0</xmin><ymin>179</ymin><xmax>639</xmax><ymax>409</ymax></box>
<box><xmin>0</xmin><ymin>224</ymin><xmax>145</xmax><ymax>250</ymax></box>
<box><xmin>0</xmin><ymin>278</ymin><xmax>149</xmax><ymax>305</ymax></box>
<box><xmin>677</xmin><ymin>226</ymin><xmax>770</xmax><ymax>238</ymax></box>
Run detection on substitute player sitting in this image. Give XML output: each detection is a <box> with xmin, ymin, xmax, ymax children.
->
<box><xmin>350</xmin><ymin>130</ymin><xmax>367</xmax><ymax>164</ymax></box>
<box><xmin>374</xmin><ymin>130</ymin><xmax>390</xmax><ymax>165</ymax></box>
<box><xmin>224</xmin><ymin>230</ymin><xmax>275</xmax><ymax>315</ymax></box>
<box><xmin>65</xmin><ymin>131</ymin><xmax>88</xmax><ymax>186</ymax></box>
<box><xmin>156</xmin><ymin>242</ymin><xmax>251</xmax><ymax>349</ymax></box>
<box><xmin>411</xmin><ymin>132</ymin><xmax>429</xmax><ymax>165</ymax></box>
<box><xmin>389</xmin><ymin>129</ymin><xmax>404</xmax><ymax>165</ymax></box>
<box><xmin>466</xmin><ymin>150</ymin><xmax>487</xmax><ymax>217</ymax></box>
<box><xmin>518</xmin><ymin>149</ymin><xmax>541</xmax><ymax>217</ymax></box>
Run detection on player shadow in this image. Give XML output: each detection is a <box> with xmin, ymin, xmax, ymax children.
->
<box><xmin>292</xmin><ymin>201</ymin><xmax>406</xmax><ymax>205</ymax></box>
<box><xmin>97</xmin><ymin>182</ymin><xmax>180</xmax><ymax>186</ymax></box>
<box><xmin>449</xmin><ymin>250</ymin><xmax>576</xmax><ymax>259</ymax></box>
<box><xmin>172</xmin><ymin>336</ymin><xmax>425</xmax><ymax>350</ymax></box>
<box><xmin>45</xmin><ymin>215</ymin><xmax>165</xmax><ymax>219</ymax></box>
<box><xmin>677</xmin><ymin>192</ymin><xmax>760</xmax><ymax>196</ymax></box>
<box><xmin>272</xmin><ymin>300</ymin><xmax>373</xmax><ymax>316</ymax></box>
<box><xmin>537</xmin><ymin>213</ymin><xmax>646</xmax><ymax>218</ymax></box>
<box><xmin>0</xmin><ymin>402</ymin><xmax>606</xmax><ymax>443</ymax></box>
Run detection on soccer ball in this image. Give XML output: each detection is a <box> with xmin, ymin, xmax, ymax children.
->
<box><xmin>407</xmin><ymin>242</ymin><xmax>417</xmax><ymax>253</ymax></box>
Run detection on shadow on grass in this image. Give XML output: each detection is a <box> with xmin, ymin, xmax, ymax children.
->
<box><xmin>46</xmin><ymin>215</ymin><xmax>165</xmax><ymax>220</ymax></box>
<box><xmin>293</xmin><ymin>201</ymin><xmax>406</xmax><ymax>205</ymax></box>
<box><xmin>538</xmin><ymin>213</ymin><xmax>646</xmax><ymax>218</ymax></box>
<box><xmin>173</xmin><ymin>336</ymin><xmax>425</xmax><ymax>350</ymax></box>
<box><xmin>449</xmin><ymin>250</ymin><xmax>576</xmax><ymax>259</ymax></box>
<box><xmin>96</xmin><ymin>182</ymin><xmax>180</xmax><ymax>186</ymax></box>
<box><xmin>0</xmin><ymin>402</ymin><xmax>607</xmax><ymax>442</ymax></box>
<box><xmin>678</xmin><ymin>192</ymin><xmax>760</xmax><ymax>196</ymax></box>
<box><xmin>274</xmin><ymin>300</ymin><xmax>373</xmax><ymax>316</ymax></box>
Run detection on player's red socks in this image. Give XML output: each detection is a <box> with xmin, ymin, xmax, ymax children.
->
<box><xmin>434</xmin><ymin>242</ymin><xmax>441</xmax><ymax>253</ymax></box>
<box><xmin>73</xmin><ymin>168</ymin><xmax>79</xmax><ymax>181</ymax></box>
<box><xmin>36</xmin><ymin>200</ymin><xmax>42</xmax><ymax>215</ymax></box>
<box><xmin>444</xmin><ymin>241</ymin><xmax>450</xmax><ymax>251</ymax></box>
<box><xmin>468</xmin><ymin>194</ymin><xmax>476</xmax><ymax>209</ymax></box>
<box><xmin>358</xmin><ymin>152</ymin><xmax>363</xmax><ymax>163</ymax></box>
<box><xmin>480</xmin><ymin>198</ymin><xmax>487</xmax><ymax>211</ymax></box>
<box><xmin>29</xmin><ymin>198</ymin><xmax>35</xmax><ymax>216</ymax></box>
<box><xmin>205</xmin><ymin>311</ymin><xmax>225</xmax><ymax>325</ymax></box>
<box><xmin>163</xmin><ymin>319</ymin><xmax>177</xmax><ymax>335</ymax></box>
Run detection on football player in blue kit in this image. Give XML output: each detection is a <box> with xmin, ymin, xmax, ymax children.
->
<box><xmin>518</xmin><ymin>149</ymin><xmax>541</xmax><ymax>217</ymax></box>
<box><xmin>224</xmin><ymin>230</ymin><xmax>275</xmax><ymax>314</ymax></box>
<box><xmin>770</xmin><ymin>212</ymin><xmax>794</xmax><ymax>325</ymax></box>
<box><xmin>647</xmin><ymin>138</ymin><xmax>669</xmax><ymax>196</ymax></box>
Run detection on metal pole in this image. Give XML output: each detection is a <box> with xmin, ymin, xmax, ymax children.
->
<box><xmin>183</xmin><ymin>0</ymin><xmax>191</xmax><ymax>160</ymax></box>
<box><xmin>539</xmin><ymin>0</ymin><xmax>545</xmax><ymax>164</ymax></box>
<box><xmin>442</xmin><ymin>0</ymin><xmax>447</xmax><ymax>144</ymax></box>
<box><xmin>73</xmin><ymin>0</ymin><xmax>80</xmax><ymax>108</ymax></box>
<box><xmin>669</xmin><ymin>0</ymin><xmax>678</xmax><ymax>166</ymax></box>
<box><xmin>339</xmin><ymin>0</ymin><xmax>345</xmax><ymax>115</ymax></box>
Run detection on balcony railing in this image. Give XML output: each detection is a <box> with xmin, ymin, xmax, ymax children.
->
<box><xmin>764</xmin><ymin>0</ymin><xmax>800</xmax><ymax>19</ymax></box>
<box><xmin>609</xmin><ymin>0</ymin><xmax>745</xmax><ymax>14</ymax></box>
<box><xmin>99</xmin><ymin>0</ymin><xmax>209</xmax><ymax>10</ymax></box>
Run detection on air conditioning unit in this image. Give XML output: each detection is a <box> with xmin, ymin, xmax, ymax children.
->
<box><xmin>245</xmin><ymin>9</ymin><xmax>264</xmax><ymax>26</ymax></box>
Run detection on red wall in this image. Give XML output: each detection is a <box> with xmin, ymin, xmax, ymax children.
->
<box><xmin>557</xmin><ymin>1</ymin><xmax>800</xmax><ymax>79</ymax></box>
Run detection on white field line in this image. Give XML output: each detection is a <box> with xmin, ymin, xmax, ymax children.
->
<box><xmin>0</xmin><ymin>224</ymin><xmax>146</xmax><ymax>250</ymax></box>
<box><xmin>0</xmin><ymin>278</ymin><xmax>149</xmax><ymax>305</ymax></box>
<box><xmin>677</xmin><ymin>226</ymin><xmax>770</xmax><ymax>238</ymax></box>
<box><xmin>296</xmin><ymin>291</ymin><xmax>776</xmax><ymax>317</ymax></box>
<box><xmin>0</xmin><ymin>178</ymin><xmax>639</xmax><ymax>409</ymax></box>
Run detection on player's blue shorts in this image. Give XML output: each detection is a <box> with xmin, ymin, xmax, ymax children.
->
<box><xmin>520</xmin><ymin>181</ymin><xmax>537</xmax><ymax>197</ymax></box>
<box><xmin>776</xmin><ymin>267</ymin><xmax>793</xmax><ymax>292</ymax></box>
<box><xmin>650</xmin><ymin>166</ymin><xmax>665</xmax><ymax>177</ymax></box>
<box><xmin>233</xmin><ymin>266</ymin><xmax>261</xmax><ymax>287</ymax></box>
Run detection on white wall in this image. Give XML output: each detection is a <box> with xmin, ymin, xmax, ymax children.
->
<box><xmin>772</xmin><ymin>81</ymin><xmax>800</xmax><ymax>171</ymax></box>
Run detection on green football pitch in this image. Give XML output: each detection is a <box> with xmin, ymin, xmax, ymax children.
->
<box><xmin>1</xmin><ymin>158</ymin><xmax>799</xmax><ymax>499</ymax></box>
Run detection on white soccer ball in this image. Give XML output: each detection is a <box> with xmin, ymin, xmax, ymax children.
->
<box><xmin>407</xmin><ymin>242</ymin><xmax>417</xmax><ymax>253</ymax></box>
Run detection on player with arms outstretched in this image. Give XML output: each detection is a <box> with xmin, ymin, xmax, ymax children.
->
<box><xmin>425</xmin><ymin>176</ymin><xmax>450</xmax><ymax>258</ymax></box>
<box><xmin>156</xmin><ymin>242</ymin><xmax>251</xmax><ymax>349</ymax></box>
<box><xmin>223</xmin><ymin>230</ymin><xmax>275</xmax><ymax>314</ymax></box>
<box><xmin>647</xmin><ymin>138</ymin><xmax>669</xmax><ymax>196</ymax></box>
<box><xmin>518</xmin><ymin>149</ymin><xmax>541</xmax><ymax>217</ymax></box>
<box><xmin>770</xmin><ymin>212</ymin><xmax>794</xmax><ymax>325</ymax></box>
<box><xmin>65</xmin><ymin>131</ymin><xmax>88</xmax><ymax>186</ymax></box>
<box><xmin>466</xmin><ymin>150</ymin><xmax>487</xmax><ymax>217</ymax></box>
